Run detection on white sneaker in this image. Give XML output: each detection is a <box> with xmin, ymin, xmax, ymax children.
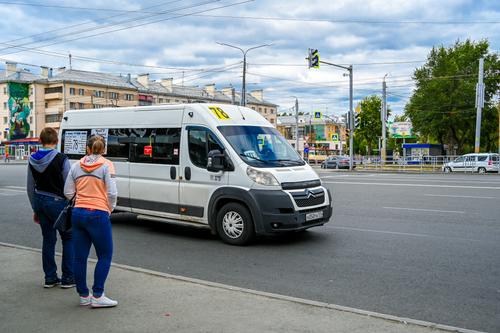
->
<box><xmin>79</xmin><ymin>295</ymin><xmax>91</xmax><ymax>306</ymax></box>
<box><xmin>91</xmin><ymin>294</ymin><xmax>118</xmax><ymax>308</ymax></box>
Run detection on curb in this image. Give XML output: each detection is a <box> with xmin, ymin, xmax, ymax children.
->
<box><xmin>0</xmin><ymin>241</ymin><xmax>484</xmax><ymax>333</ymax></box>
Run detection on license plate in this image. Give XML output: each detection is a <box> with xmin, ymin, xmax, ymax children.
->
<box><xmin>306</xmin><ymin>210</ymin><xmax>323</xmax><ymax>222</ymax></box>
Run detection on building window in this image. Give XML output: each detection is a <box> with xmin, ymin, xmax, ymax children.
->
<box><xmin>30</xmin><ymin>131</ymin><xmax>33</xmax><ymax>137</ymax></box>
<box><xmin>79</xmin><ymin>103</ymin><xmax>85</xmax><ymax>109</ymax></box>
<box><xmin>69</xmin><ymin>87</ymin><xmax>75</xmax><ymax>95</ymax></box>
<box><xmin>3</xmin><ymin>87</ymin><xmax>6</xmax><ymax>94</ymax></box>
<box><xmin>259</xmin><ymin>107</ymin><xmax>262</xmax><ymax>112</ymax></box>
<box><xmin>93</xmin><ymin>90</ymin><xmax>104</xmax><ymax>98</ymax></box>
<box><xmin>45</xmin><ymin>114</ymin><xmax>62</xmax><ymax>123</ymax></box>
<box><xmin>45</xmin><ymin>86</ymin><xmax>63</xmax><ymax>94</ymax></box>
<box><xmin>270</xmin><ymin>118</ymin><xmax>275</xmax><ymax>124</ymax></box>
<box><xmin>30</xmin><ymin>88</ymin><xmax>33</xmax><ymax>95</ymax></box>
<box><xmin>159</xmin><ymin>98</ymin><xmax>163</xmax><ymax>104</ymax></box>
<box><xmin>3</xmin><ymin>117</ymin><xmax>7</xmax><ymax>124</ymax></box>
<box><xmin>109</xmin><ymin>92</ymin><xmax>119</xmax><ymax>99</ymax></box>
<box><xmin>270</xmin><ymin>109</ymin><xmax>274</xmax><ymax>114</ymax></box>
<box><xmin>3</xmin><ymin>131</ymin><xmax>7</xmax><ymax>138</ymax></box>
<box><xmin>44</xmin><ymin>102</ymin><xmax>48</xmax><ymax>108</ymax></box>
<box><xmin>30</xmin><ymin>102</ymin><xmax>34</xmax><ymax>109</ymax></box>
<box><xmin>124</xmin><ymin>94</ymin><xmax>134</xmax><ymax>101</ymax></box>
<box><xmin>4</xmin><ymin>102</ymin><xmax>7</xmax><ymax>110</ymax></box>
<box><xmin>93</xmin><ymin>104</ymin><xmax>104</xmax><ymax>109</ymax></box>
<box><xmin>175</xmin><ymin>99</ymin><xmax>179</xmax><ymax>103</ymax></box>
<box><xmin>69</xmin><ymin>102</ymin><xmax>76</xmax><ymax>109</ymax></box>
<box><xmin>29</xmin><ymin>116</ymin><xmax>33</xmax><ymax>124</ymax></box>
<box><xmin>78</xmin><ymin>88</ymin><xmax>85</xmax><ymax>95</ymax></box>
<box><xmin>251</xmin><ymin>107</ymin><xmax>256</xmax><ymax>110</ymax></box>
<box><xmin>165</xmin><ymin>99</ymin><xmax>170</xmax><ymax>103</ymax></box>
<box><xmin>264</xmin><ymin>108</ymin><xmax>267</xmax><ymax>114</ymax></box>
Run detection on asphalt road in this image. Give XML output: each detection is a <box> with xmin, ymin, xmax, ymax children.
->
<box><xmin>1</xmin><ymin>164</ymin><xmax>499</xmax><ymax>332</ymax></box>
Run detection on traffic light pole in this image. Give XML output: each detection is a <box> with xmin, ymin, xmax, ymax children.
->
<box><xmin>312</xmin><ymin>60</ymin><xmax>354</xmax><ymax>170</ymax></box>
<box><xmin>382</xmin><ymin>75</ymin><xmax>388</xmax><ymax>165</ymax></box>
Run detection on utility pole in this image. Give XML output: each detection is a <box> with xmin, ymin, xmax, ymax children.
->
<box><xmin>216</xmin><ymin>42</ymin><xmax>272</xmax><ymax>106</ymax></box>
<box><xmin>348</xmin><ymin>65</ymin><xmax>354</xmax><ymax>170</ymax></box>
<box><xmin>295</xmin><ymin>97</ymin><xmax>299</xmax><ymax>153</ymax></box>
<box><xmin>474</xmin><ymin>58</ymin><xmax>485</xmax><ymax>153</ymax></box>
<box><xmin>381</xmin><ymin>74</ymin><xmax>388</xmax><ymax>165</ymax></box>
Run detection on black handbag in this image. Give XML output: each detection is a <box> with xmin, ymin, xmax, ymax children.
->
<box><xmin>53</xmin><ymin>196</ymin><xmax>75</xmax><ymax>232</ymax></box>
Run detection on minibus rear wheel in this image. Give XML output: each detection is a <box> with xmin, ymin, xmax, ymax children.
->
<box><xmin>216</xmin><ymin>202</ymin><xmax>255</xmax><ymax>245</ymax></box>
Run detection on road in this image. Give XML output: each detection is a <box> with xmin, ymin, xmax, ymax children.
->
<box><xmin>1</xmin><ymin>164</ymin><xmax>499</xmax><ymax>332</ymax></box>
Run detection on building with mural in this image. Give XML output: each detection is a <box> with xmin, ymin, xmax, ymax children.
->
<box><xmin>0</xmin><ymin>61</ymin><xmax>278</xmax><ymax>159</ymax></box>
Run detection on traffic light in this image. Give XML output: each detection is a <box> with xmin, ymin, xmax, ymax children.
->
<box><xmin>308</xmin><ymin>48</ymin><xmax>320</xmax><ymax>69</ymax></box>
<box><xmin>354</xmin><ymin>113</ymin><xmax>360</xmax><ymax>129</ymax></box>
<box><xmin>345</xmin><ymin>127</ymin><xmax>350</xmax><ymax>140</ymax></box>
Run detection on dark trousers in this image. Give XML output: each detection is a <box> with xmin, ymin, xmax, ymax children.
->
<box><xmin>33</xmin><ymin>193</ymin><xmax>74</xmax><ymax>283</ymax></box>
<box><xmin>72</xmin><ymin>207</ymin><xmax>113</xmax><ymax>298</ymax></box>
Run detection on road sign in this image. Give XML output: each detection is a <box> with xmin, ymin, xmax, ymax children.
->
<box><xmin>314</xmin><ymin>111</ymin><xmax>322</xmax><ymax>119</ymax></box>
<box><xmin>304</xmin><ymin>147</ymin><xmax>309</xmax><ymax>153</ymax></box>
<box><xmin>331</xmin><ymin>133</ymin><xmax>339</xmax><ymax>142</ymax></box>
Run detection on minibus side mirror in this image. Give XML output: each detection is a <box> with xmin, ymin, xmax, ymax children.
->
<box><xmin>207</xmin><ymin>150</ymin><xmax>226</xmax><ymax>172</ymax></box>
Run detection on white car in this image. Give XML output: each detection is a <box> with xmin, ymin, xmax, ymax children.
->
<box><xmin>442</xmin><ymin>153</ymin><xmax>499</xmax><ymax>173</ymax></box>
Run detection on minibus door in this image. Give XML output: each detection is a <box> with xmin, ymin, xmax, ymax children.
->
<box><xmin>179</xmin><ymin>125</ymin><xmax>228</xmax><ymax>224</ymax></box>
<box><xmin>128</xmin><ymin>128</ymin><xmax>181</xmax><ymax>220</ymax></box>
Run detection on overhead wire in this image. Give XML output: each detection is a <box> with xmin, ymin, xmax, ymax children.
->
<box><xmin>0</xmin><ymin>0</ymin><xmax>227</xmax><ymax>55</ymax></box>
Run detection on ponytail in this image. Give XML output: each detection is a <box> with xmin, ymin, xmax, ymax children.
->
<box><xmin>87</xmin><ymin>135</ymin><xmax>105</xmax><ymax>155</ymax></box>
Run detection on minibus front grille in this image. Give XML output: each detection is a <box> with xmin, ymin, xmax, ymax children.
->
<box><xmin>290</xmin><ymin>188</ymin><xmax>325</xmax><ymax>207</ymax></box>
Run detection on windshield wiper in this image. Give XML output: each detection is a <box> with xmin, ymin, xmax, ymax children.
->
<box><xmin>268</xmin><ymin>159</ymin><xmax>304</xmax><ymax>166</ymax></box>
<box><xmin>239</xmin><ymin>153</ymin><xmax>269</xmax><ymax>163</ymax></box>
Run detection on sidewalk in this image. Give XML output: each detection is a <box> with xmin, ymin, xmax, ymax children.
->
<box><xmin>0</xmin><ymin>243</ymin><xmax>481</xmax><ymax>333</ymax></box>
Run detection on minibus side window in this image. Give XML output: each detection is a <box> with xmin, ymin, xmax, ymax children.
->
<box><xmin>107</xmin><ymin>128</ymin><xmax>130</xmax><ymax>160</ymax></box>
<box><xmin>130</xmin><ymin>128</ymin><xmax>180</xmax><ymax>165</ymax></box>
<box><xmin>188</xmin><ymin>128</ymin><xmax>223</xmax><ymax>169</ymax></box>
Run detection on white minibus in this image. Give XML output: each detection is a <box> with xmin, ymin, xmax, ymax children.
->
<box><xmin>59</xmin><ymin>104</ymin><xmax>332</xmax><ymax>245</ymax></box>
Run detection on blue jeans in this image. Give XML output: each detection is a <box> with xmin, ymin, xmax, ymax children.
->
<box><xmin>72</xmin><ymin>207</ymin><xmax>113</xmax><ymax>298</ymax></box>
<box><xmin>33</xmin><ymin>193</ymin><xmax>74</xmax><ymax>283</ymax></box>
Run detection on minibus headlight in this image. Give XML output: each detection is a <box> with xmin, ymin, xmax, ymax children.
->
<box><xmin>246</xmin><ymin>167</ymin><xmax>280</xmax><ymax>186</ymax></box>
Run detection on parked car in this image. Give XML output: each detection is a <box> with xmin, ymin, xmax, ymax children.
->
<box><xmin>442</xmin><ymin>153</ymin><xmax>499</xmax><ymax>173</ymax></box>
<box><xmin>321</xmin><ymin>156</ymin><xmax>355</xmax><ymax>169</ymax></box>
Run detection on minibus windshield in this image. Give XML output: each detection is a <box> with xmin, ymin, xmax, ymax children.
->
<box><xmin>218</xmin><ymin>126</ymin><xmax>305</xmax><ymax>168</ymax></box>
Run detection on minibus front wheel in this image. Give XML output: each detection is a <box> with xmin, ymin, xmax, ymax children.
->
<box><xmin>216</xmin><ymin>202</ymin><xmax>255</xmax><ymax>245</ymax></box>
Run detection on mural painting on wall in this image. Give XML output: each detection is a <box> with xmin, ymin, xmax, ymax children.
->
<box><xmin>8</xmin><ymin>82</ymin><xmax>31</xmax><ymax>140</ymax></box>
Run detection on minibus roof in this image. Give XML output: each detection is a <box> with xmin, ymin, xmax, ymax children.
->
<box><xmin>62</xmin><ymin>103</ymin><xmax>272</xmax><ymax>129</ymax></box>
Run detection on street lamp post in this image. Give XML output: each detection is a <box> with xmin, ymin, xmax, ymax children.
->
<box><xmin>216</xmin><ymin>42</ymin><xmax>272</xmax><ymax>106</ymax></box>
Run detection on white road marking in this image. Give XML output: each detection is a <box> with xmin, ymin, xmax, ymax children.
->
<box><xmin>4</xmin><ymin>185</ymin><xmax>25</xmax><ymax>190</ymax></box>
<box><xmin>424</xmin><ymin>194</ymin><xmax>496</xmax><ymax>199</ymax></box>
<box><xmin>383</xmin><ymin>206</ymin><xmax>464</xmax><ymax>214</ymax></box>
<box><xmin>323</xmin><ymin>181</ymin><xmax>500</xmax><ymax>190</ymax></box>
<box><xmin>0</xmin><ymin>187</ymin><xmax>25</xmax><ymax>193</ymax></box>
<box><xmin>321</xmin><ymin>175</ymin><xmax>500</xmax><ymax>184</ymax></box>
<box><xmin>328</xmin><ymin>226</ymin><xmax>486</xmax><ymax>243</ymax></box>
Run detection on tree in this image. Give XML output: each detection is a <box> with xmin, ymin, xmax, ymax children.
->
<box><xmin>404</xmin><ymin>39</ymin><xmax>500</xmax><ymax>154</ymax></box>
<box><xmin>355</xmin><ymin>95</ymin><xmax>390</xmax><ymax>155</ymax></box>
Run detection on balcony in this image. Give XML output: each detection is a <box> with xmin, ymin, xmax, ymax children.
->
<box><xmin>44</xmin><ymin>106</ymin><xmax>64</xmax><ymax>114</ymax></box>
<box><xmin>44</xmin><ymin>92</ymin><xmax>63</xmax><ymax>100</ymax></box>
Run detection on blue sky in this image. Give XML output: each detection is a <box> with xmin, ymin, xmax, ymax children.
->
<box><xmin>0</xmin><ymin>0</ymin><xmax>499</xmax><ymax>117</ymax></box>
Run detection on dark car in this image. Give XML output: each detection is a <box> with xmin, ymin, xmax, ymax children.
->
<box><xmin>321</xmin><ymin>156</ymin><xmax>355</xmax><ymax>169</ymax></box>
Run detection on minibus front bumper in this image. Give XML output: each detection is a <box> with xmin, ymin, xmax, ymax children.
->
<box><xmin>248</xmin><ymin>188</ymin><xmax>333</xmax><ymax>235</ymax></box>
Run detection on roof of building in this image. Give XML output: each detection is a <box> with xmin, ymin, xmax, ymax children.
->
<box><xmin>43</xmin><ymin>69</ymin><xmax>137</xmax><ymax>90</ymax></box>
<box><xmin>0</xmin><ymin>69</ymin><xmax>41</xmax><ymax>83</ymax></box>
<box><xmin>1</xmin><ymin>64</ymin><xmax>278</xmax><ymax>107</ymax></box>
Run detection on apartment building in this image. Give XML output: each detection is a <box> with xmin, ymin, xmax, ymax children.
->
<box><xmin>1</xmin><ymin>62</ymin><xmax>278</xmax><ymax>140</ymax></box>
